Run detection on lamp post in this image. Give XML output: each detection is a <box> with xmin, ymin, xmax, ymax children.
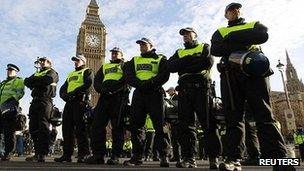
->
<box><xmin>276</xmin><ymin>60</ymin><xmax>292</xmax><ymax>109</ymax></box>
<box><xmin>277</xmin><ymin>60</ymin><xmax>297</xmax><ymax>149</ymax></box>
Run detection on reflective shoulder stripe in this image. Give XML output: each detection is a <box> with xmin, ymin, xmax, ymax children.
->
<box><xmin>218</xmin><ymin>21</ymin><xmax>257</xmax><ymax>38</ymax></box>
<box><xmin>177</xmin><ymin>44</ymin><xmax>204</xmax><ymax>58</ymax></box>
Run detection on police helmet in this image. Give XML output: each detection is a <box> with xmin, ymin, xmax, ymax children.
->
<box><xmin>229</xmin><ymin>51</ymin><xmax>270</xmax><ymax>77</ymax></box>
<box><xmin>50</xmin><ymin>117</ymin><xmax>62</xmax><ymax>127</ymax></box>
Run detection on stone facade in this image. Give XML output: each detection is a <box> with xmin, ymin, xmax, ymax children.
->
<box><xmin>271</xmin><ymin>51</ymin><xmax>304</xmax><ymax>136</ymax></box>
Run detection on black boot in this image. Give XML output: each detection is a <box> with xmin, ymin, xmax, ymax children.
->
<box><xmin>77</xmin><ymin>155</ymin><xmax>89</xmax><ymax>163</ymax></box>
<box><xmin>85</xmin><ymin>155</ymin><xmax>105</xmax><ymax>164</ymax></box>
<box><xmin>54</xmin><ymin>155</ymin><xmax>72</xmax><ymax>162</ymax></box>
<box><xmin>25</xmin><ymin>155</ymin><xmax>38</xmax><ymax>162</ymax></box>
<box><xmin>219</xmin><ymin>159</ymin><xmax>242</xmax><ymax>171</ymax></box>
<box><xmin>273</xmin><ymin>165</ymin><xmax>296</xmax><ymax>171</ymax></box>
<box><xmin>123</xmin><ymin>156</ymin><xmax>143</xmax><ymax>166</ymax></box>
<box><xmin>37</xmin><ymin>155</ymin><xmax>45</xmax><ymax>162</ymax></box>
<box><xmin>160</xmin><ymin>156</ymin><xmax>170</xmax><ymax>167</ymax></box>
<box><xmin>241</xmin><ymin>158</ymin><xmax>258</xmax><ymax>166</ymax></box>
<box><xmin>176</xmin><ymin>158</ymin><xmax>197</xmax><ymax>168</ymax></box>
<box><xmin>209</xmin><ymin>157</ymin><xmax>219</xmax><ymax>169</ymax></box>
<box><xmin>107</xmin><ymin>155</ymin><xmax>119</xmax><ymax>165</ymax></box>
<box><xmin>0</xmin><ymin>153</ymin><xmax>11</xmax><ymax>161</ymax></box>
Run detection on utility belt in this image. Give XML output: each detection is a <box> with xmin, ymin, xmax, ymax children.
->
<box><xmin>0</xmin><ymin>100</ymin><xmax>19</xmax><ymax>117</ymax></box>
<box><xmin>178</xmin><ymin>82</ymin><xmax>207</xmax><ymax>90</ymax></box>
<box><xmin>32</xmin><ymin>96</ymin><xmax>52</xmax><ymax>102</ymax></box>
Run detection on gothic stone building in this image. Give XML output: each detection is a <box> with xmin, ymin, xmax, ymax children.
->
<box><xmin>271</xmin><ymin>51</ymin><xmax>304</xmax><ymax>136</ymax></box>
<box><xmin>76</xmin><ymin>0</ymin><xmax>106</xmax><ymax>105</ymax></box>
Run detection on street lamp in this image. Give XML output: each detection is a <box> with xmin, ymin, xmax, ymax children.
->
<box><xmin>276</xmin><ymin>60</ymin><xmax>292</xmax><ymax>109</ymax></box>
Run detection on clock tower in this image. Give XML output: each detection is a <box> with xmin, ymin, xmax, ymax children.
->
<box><xmin>76</xmin><ymin>0</ymin><xmax>106</xmax><ymax>105</ymax></box>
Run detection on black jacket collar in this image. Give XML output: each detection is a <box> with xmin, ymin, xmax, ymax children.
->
<box><xmin>184</xmin><ymin>40</ymin><xmax>199</xmax><ymax>49</ymax></box>
<box><xmin>141</xmin><ymin>49</ymin><xmax>158</xmax><ymax>59</ymax></box>
<box><xmin>228</xmin><ymin>17</ymin><xmax>245</xmax><ymax>27</ymax></box>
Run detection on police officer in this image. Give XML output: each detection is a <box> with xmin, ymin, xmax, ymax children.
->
<box><xmin>0</xmin><ymin>64</ymin><xmax>24</xmax><ymax>161</ymax></box>
<box><xmin>167</xmin><ymin>27</ymin><xmax>222</xmax><ymax>168</ymax></box>
<box><xmin>85</xmin><ymin>47</ymin><xmax>128</xmax><ymax>165</ymax></box>
<box><xmin>123</xmin><ymin>38</ymin><xmax>170</xmax><ymax>167</ymax></box>
<box><xmin>165</xmin><ymin>87</ymin><xmax>181</xmax><ymax>162</ymax></box>
<box><xmin>24</xmin><ymin>57</ymin><xmax>58</xmax><ymax>162</ymax></box>
<box><xmin>144</xmin><ymin>114</ymin><xmax>155</xmax><ymax>161</ymax></box>
<box><xmin>294</xmin><ymin>128</ymin><xmax>304</xmax><ymax>162</ymax></box>
<box><xmin>211</xmin><ymin>3</ymin><xmax>292</xmax><ymax>171</ymax></box>
<box><xmin>54</xmin><ymin>54</ymin><xmax>93</xmax><ymax>163</ymax></box>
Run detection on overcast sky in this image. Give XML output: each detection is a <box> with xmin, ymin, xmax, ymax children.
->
<box><xmin>1</xmin><ymin>0</ymin><xmax>304</xmax><ymax>136</ymax></box>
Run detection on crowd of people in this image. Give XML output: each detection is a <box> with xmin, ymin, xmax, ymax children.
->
<box><xmin>0</xmin><ymin>2</ymin><xmax>297</xmax><ymax>171</ymax></box>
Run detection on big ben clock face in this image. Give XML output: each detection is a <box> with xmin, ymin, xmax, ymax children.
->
<box><xmin>85</xmin><ymin>34</ymin><xmax>100</xmax><ymax>47</ymax></box>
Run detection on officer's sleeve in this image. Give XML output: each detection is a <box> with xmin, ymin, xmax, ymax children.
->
<box><xmin>13</xmin><ymin>78</ymin><xmax>25</xmax><ymax>101</ymax></box>
<box><xmin>224</xmin><ymin>22</ymin><xmax>268</xmax><ymax>45</ymax></box>
<box><xmin>211</xmin><ymin>30</ymin><xmax>248</xmax><ymax>57</ymax></box>
<box><xmin>59</xmin><ymin>80</ymin><xmax>69</xmax><ymax>101</ymax></box>
<box><xmin>30</xmin><ymin>69</ymin><xmax>59</xmax><ymax>87</ymax></box>
<box><xmin>24</xmin><ymin>74</ymin><xmax>36</xmax><ymax>89</ymax></box>
<box><xmin>149</xmin><ymin>56</ymin><xmax>170</xmax><ymax>87</ymax></box>
<box><xmin>93</xmin><ymin>66</ymin><xmax>104</xmax><ymax>93</ymax></box>
<box><xmin>181</xmin><ymin>44</ymin><xmax>214</xmax><ymax>73</ymax></box>
<box><xmin>124</xmin><ymin>59</ymin><xmax>143</xmax><ymax>89</ymax></box>
<box><xmin>71</xmin><ymin>68</ymin><xmax>94</xmax><ymax>95</ymax></box>
<box><xmin>166</xmin><ymin>51</ymin><xmax>191</xmax><ymax>73</ymax></box>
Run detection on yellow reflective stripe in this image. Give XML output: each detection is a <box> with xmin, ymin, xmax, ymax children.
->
<box><xmin>218</xmin><ymin>22</ymin><xmax>257</xmax><ymax>38</ymax></box>
<box><xmin>34</xmin><ymin>69</ymin><xmax>51</xmax><ymax>77</ymax></box>
<box><xmin>177</xmin><ymin>44</ymin><xmax>204</xmax><ymax>58</ymax></box>
<box><xmin>177</xmin><ymin>43</ymin><xmax>210</xmax><ymax>78</ymax></box>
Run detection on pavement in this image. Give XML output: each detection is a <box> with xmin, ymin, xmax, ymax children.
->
<box><xmin>0</xmin><ymin>156</ymin><xmax>303</xmax><ymax>171</ymax></box>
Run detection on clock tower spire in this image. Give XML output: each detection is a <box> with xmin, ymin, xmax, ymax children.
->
<box><xmin>76</xmin><ymin>0</ymin><xmax>106</xmax><ymax>105</ymax></box>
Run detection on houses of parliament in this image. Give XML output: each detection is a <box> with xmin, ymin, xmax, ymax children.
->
<box><xmin>76</xmin><ymin>1</ymin><xmax>304</xmax><ymax>136</ymax></box>
<box><xmin>271</xmin><ymin>51</ymin><xmax>304</xmax><ymax>136</ymax></box>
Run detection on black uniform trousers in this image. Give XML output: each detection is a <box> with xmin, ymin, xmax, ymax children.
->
<box><xmin>299</xmin><ymin>143</ymin><xmax>304</xmax><ymax>161</ymax></box>
<box><xmin>130</xmin><ymin>89</ymin><xmax>170</xmax><ymax>158</ymax></box>
<box><xmin>170</xmin><ymin>123</ymin><xmax>181</xmax><ymax>159</ymax></box>
<box><xmin>90</xmin><ymin>93</ymin><xmax>124</xmax><ymax>157</ymax></box>
<box><xmin>244</xmin><ymin>120</ymin><xmax>260</xmax><ymax>159</ymax></box>
<box><xmin>29</xmin><ymin>98</ymin><xmax>52</xmax><ymax>155</ymax></box>
<box><xmin>220</xmin><ymin>70</ymin><xmax>287</xmax><ymax>160</ymax></box>
<box><xmin>178</xmin><ymin>85</ymin><xmax>222</xmax><ymax>159</ymax></box>
<box><xmin>62</xmin><ymin>100</ymin><xmax>89</xmax><ymax>157</ymax></box>
<box><xmin>0</xmin><ymin>112</ymin><xmax>16</xmax><ymax>156</ymax></box>
<box><xmin>144</xmin><ymin>131</ymin><xmax>155</xmax><ymax>157</ymax></box>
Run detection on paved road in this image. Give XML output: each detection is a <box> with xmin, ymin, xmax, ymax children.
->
<box><xmin>0</xmin><ymin>156</ymin><xmax>303</xmax><ymax>170</ymax></box>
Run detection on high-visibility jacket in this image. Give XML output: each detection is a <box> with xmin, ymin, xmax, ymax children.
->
<box><xmin>134</xmin><ymin>55</ymin><xmax>163</xmax><ymax>81</ymax></box>
<box><xmin>102</xmin><ymin>63</ymin><xmax>123</xmax><ymax>82</ymax></box>
<box><xmin>177</xmin><ymin>43</ymin><xmax>210</xmax><ymax>77</ymax></box>
<box><xmin>218</xmin><ymin>21</ymin><xmax>260</xmax><ymax>51</ymax></box>
<box><xmin>67</xmin><ymin>68</ymin><xmax>88</xmax><ymax>93</ymax></box>
<box><xmin>0</xmin><ymin>77</ymin><xmax>24</xmax><ymax>105</ymax></box>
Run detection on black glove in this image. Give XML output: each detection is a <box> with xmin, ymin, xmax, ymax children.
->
<box><xmin>66</xmin><ymin>93</ymin><xmax>76</xmax><ymax>101</ymax></box>
<box><xmin>217</xmin><ymin>61</ymin><xmax>228</xmax><ymax>73</ymax></box>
